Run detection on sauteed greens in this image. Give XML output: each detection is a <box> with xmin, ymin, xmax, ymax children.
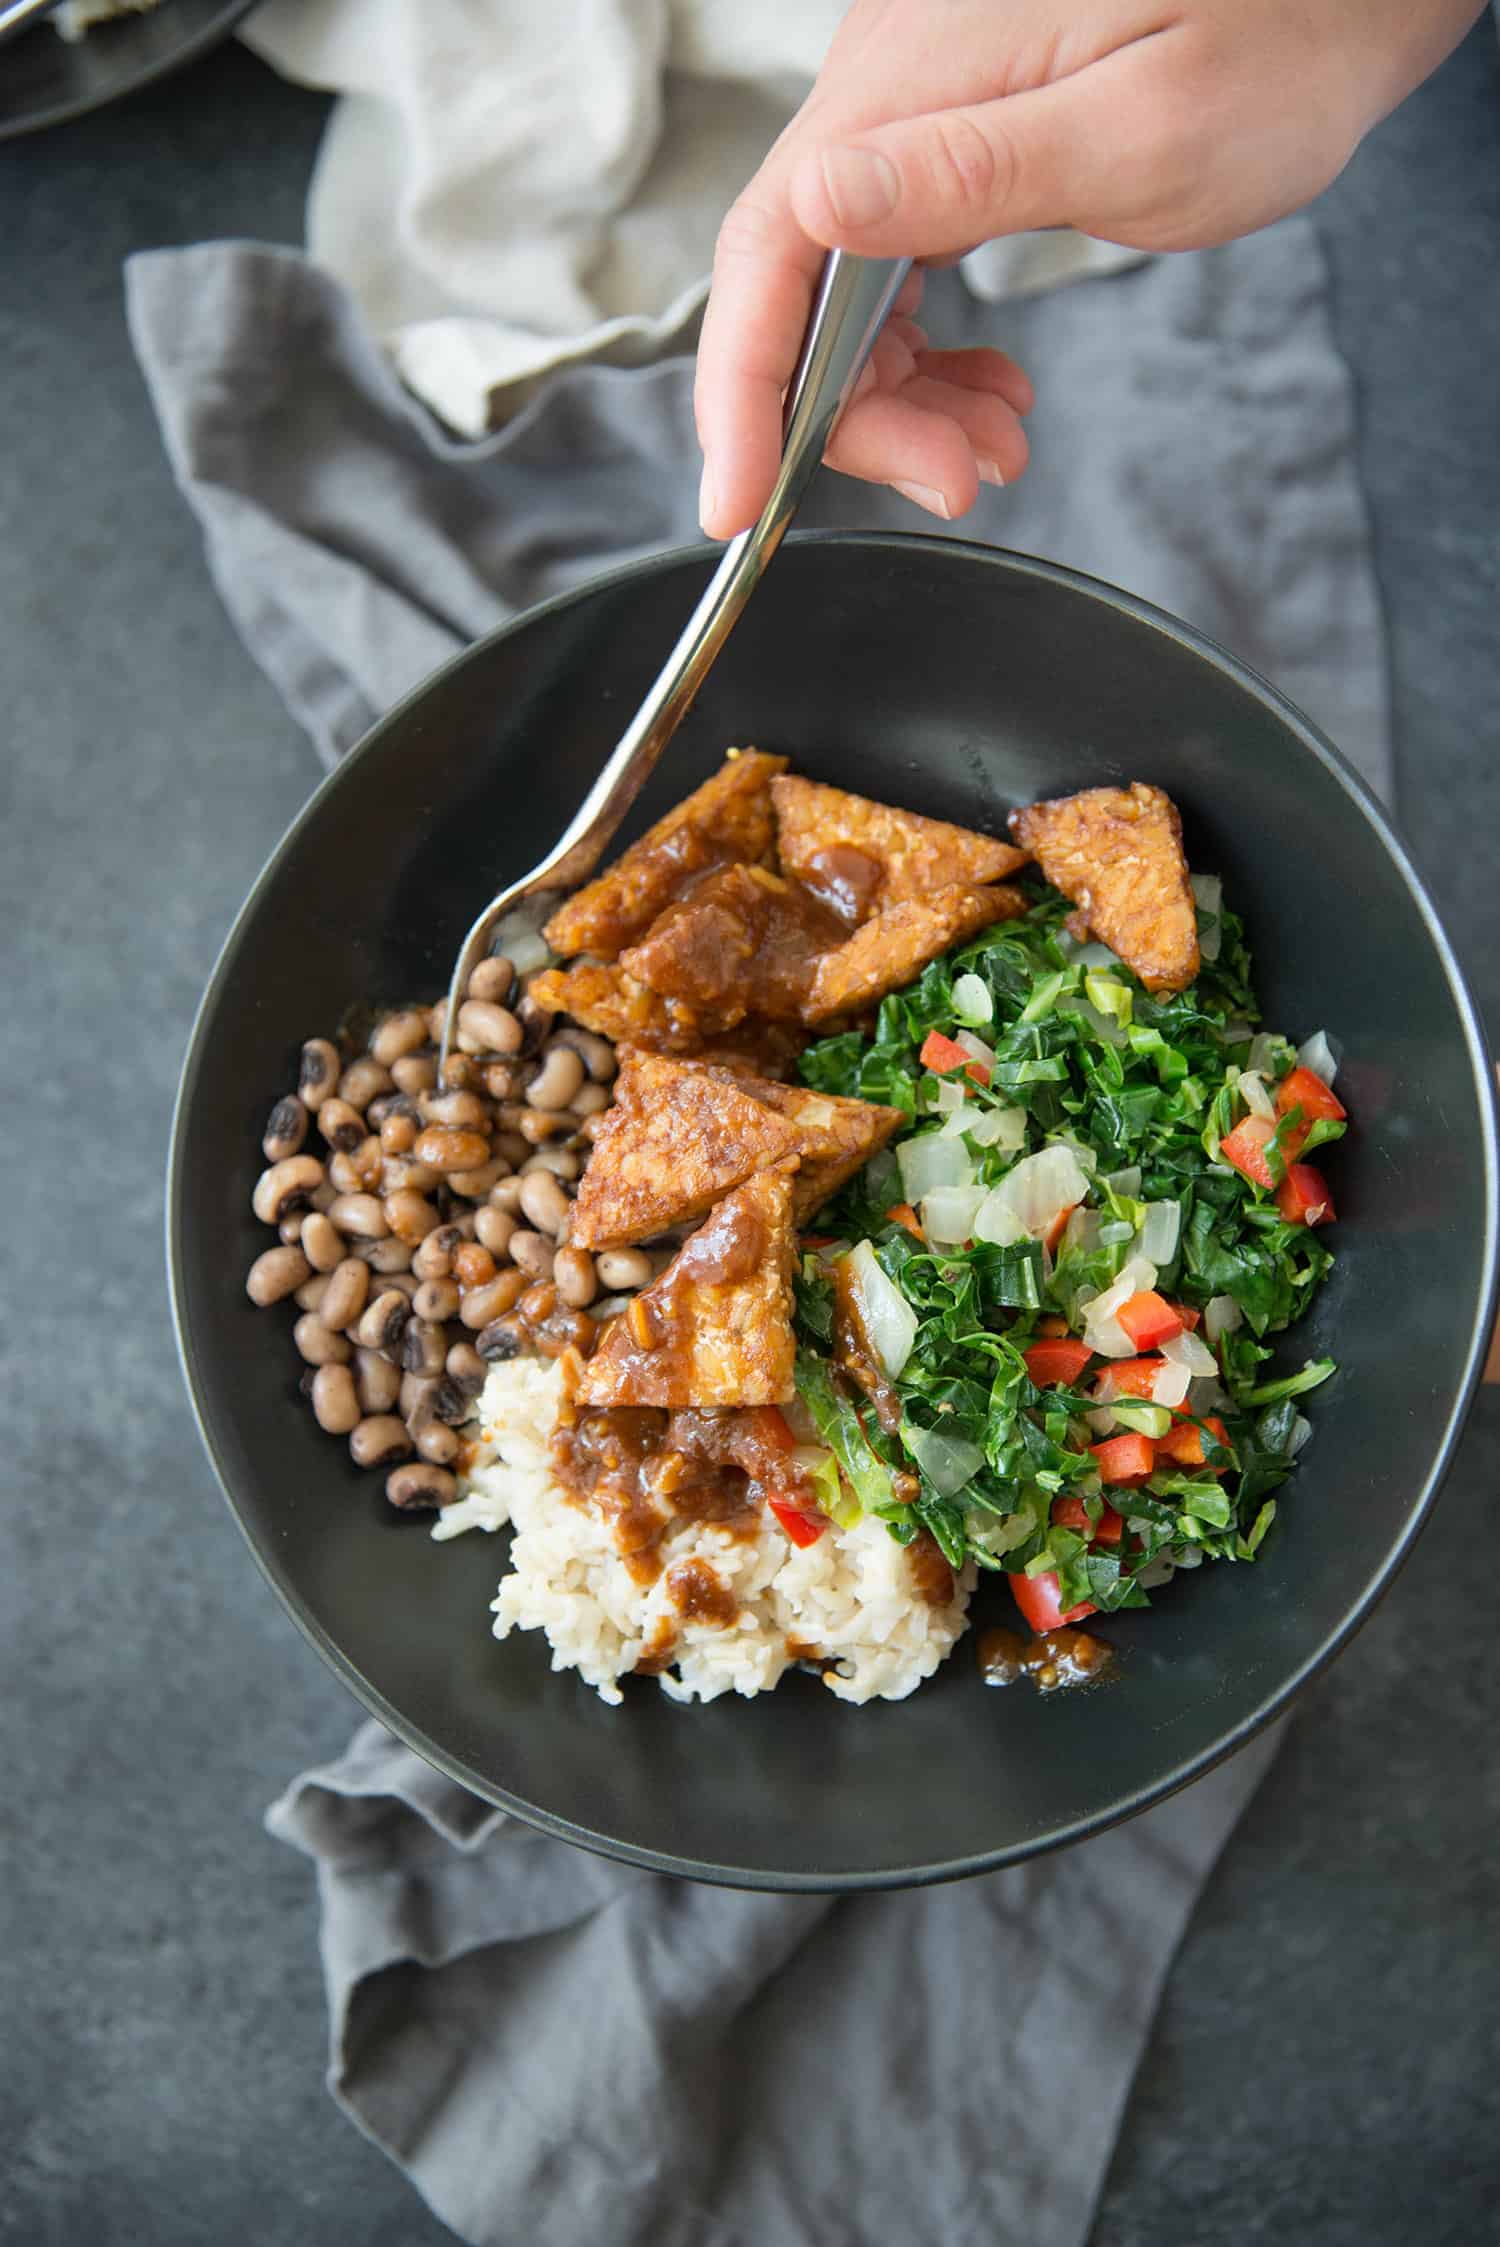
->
<box><xmin>793</xmin><ymin>878</ymin><xmax>1343</xmax><ymax>1627</ymax></box>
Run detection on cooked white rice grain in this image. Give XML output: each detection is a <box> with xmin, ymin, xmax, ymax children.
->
<box><xmin>435</xmin><ymin>1357</ymin><xmax>973</xmax><ymax>1705</ymax></box>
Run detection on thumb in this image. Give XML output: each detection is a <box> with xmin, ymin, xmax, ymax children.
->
<box><xmin>788</xmin><ymin>87</ymin><xmax>1081</xmax><ymax>257</ymax></box>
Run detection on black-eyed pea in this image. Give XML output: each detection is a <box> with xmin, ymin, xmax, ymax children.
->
<box><xmin>476</xmin><ymin>1313</ymin><xmax>528</xmax><ymax>1361</ymax></box>
<box><xmin>448</xmin><ymin>1158</ymin><xmax>508</xmax><ymax>1200</ymax></box>
<box><xmin>400</xmin><ymin>1318</ymin><xmax>448</xmax><ymax>1377</ymax></box>
<box><xmin>595</xmin><ymin>1247</ymin><xmax>653</xmax><ymax>1292</ymax></box>
<box><xmin>311</xmin><ymin>1363</ymin><xmax>360</xmax><ymax>1436</ymax></box>
<box><xmin>455</xmin><ymin>999</ymin><xmax>523</xmax><ymax>1056</ymax></box>
<box><xmin>385</xmin><ymin>1188</ymin><xmax>442</xmax><ymax>1245</ymax></box>
<box><xmin>301</xmin><ymin>1211</ymin><xmax>343</xmax><ymax>1272</ymax></box>
<box><xmin>413</xmin><ymin>1126</ymin><xmax>491</xmax><ymax>1174</ymax></box>
<box><xmin>298</xmin><ymin>1038</ymin><xmax>340</xmax><ymax>1111</ymax></box>
<box><xmin>412</xmin><ymin>1278</ymin><xmax>460</xmax><ymax>1324</ymax></box>
<box><xmin>518</xmin><ymin>1171</ymin><xmax>570</xmax><ymax>1238</ymax></box>
<box><xmin>246</xmin><ymin>1245</ymin><xmax>312</xmax><ymax>1306</ymax></box>
<box><xmin>328</xmin><ymin>1192</ymin><xmax>388</xmax><ymax>1239</ymax></box>
<box><xmin>381</xmin><ymin>1112</ymin><xmax>418</xmax><ymax>1156</ymax></box>
<box><xmin>294</xmin><ymin>1313</ymin><xmax>352</xmax><ymax>1367</ymax></box>
<box><xmin>371</xmin><ymin>1008</ymin><xmax>430</xmax><ymax>1068</ymax></box>
<box><xmin>421</xmin><ymin>1088</ymin><xmax>490</xmax><ymax>1130</ymax></box>
<box><xmin>481</xmin><ymin>1061</ymin><xmax>523</xmax><ymax>1102</ymax></box>
<box><xmin>386</xmin><ymin>1462</ymin><xmax>455</xmax><ymax>1510</ymax></box>
<box><xmin>391</xmin><ymin>1051</ymin><xmax>438</xmax><ymax>1096</ymax></box>
<box><xmin>507</xmin><ymin>1230</ymin><xmax>555</xmax><ymax>1283</ymax></box>
<box><xmin>553</xmin><ymin>1245</ymin><xmax>597</xmax><ymax>1308</ymax></box>
<box><xmin>379</xmin><ymin>1156</ymin><xmax>441</xmax><ymax>1195</ymax></box>
<box><xmin>466</xmin><ymin>955</ymin><xmax>515</xmax><ymax>1005</ymax></box>
<box><xmin>512</xmin><ymin>991</ymin><xmax>554</xmax><ymax>1056</ymax></box>
<box><xmin>525</xmin><ymin>1044</ymin><xmax>585</xmax><ymax>1111</ymax></box>
<box><xmin>320</xmin><ymin>1257</ymin><xmax>370</xmax><ymax>1333</ymax></box>
<box><xmin>350</xmin><ymin>1416</ymin><xmax>413</xmax><ymax>1470</ymax></box>
<box><xmin>426</xmin><ymin>999</ymin><xmax>448</xmax><ymax>1044</ymax></box>
<box><xmin>570</xmin><ymin>1081</ymin><xmax>610</xmax><ymax>1117</ymax></box>
<box><xmin>339</xmin><ymin>1057</ymin><xmax>392</xmax><ymax>1110</ymax></box>
<box><xmin>327</xmin><ymin>1150</ymin><xmax>363</xmax><ymax>1196</ymax></box>
<box><xmin>494</xmin><ymin>1131</ymin><xmax>530</xmax><ymax>1168</ymax></box>
<box><xmin>554</xmin><ymin>1027</ymin><xmax>616</xmax><ymax>1081</ymax></box>
<box><xmin>489</xmin><ymin>1175</ymin><xmax>526</xmax><ymax>1215</ymax></box>
<box><xmin>473</xmin><ymin>1206</ymin><xmax>516</xmax><ymax>1259</ymax></box>
<box><xmin>459</xmin><ymin>1269</ymin><xmax>528</xmax><ymax>1328</ymax></box>
<box><xmin>415</xmin><ymin>1420</ymin><xmax>460</xmax><ymax>1466</ymax></box>
<box><xmin>518</xmin><ymin>1108</ymin><xmax>572</xmax><ymax>1146</ymax></box>
<box><xmin>413</xmin><ymin>1222</ymin><xmax>464</xmax><ymax>1281</ymax></box>
<box><xmin>263</xmin><ymin>1095</ymin><xmax>309</xmax><ymax>1162</ymax></box>
<box><xmin>440</xmin><ymin>1054</ymin><xmax>477</xmax><ymax>1091</ymax></box>
<box><xmin>520</xmin><ymin>1147</ymin><xmax>579</xmax><ymax>1181</ymax></box>
<box><xmin>252</xmin><ymin>1154</ymin><xmax>326</xmax><ymax>1226</ymax></box>
<box><xmin>349</xmin><ymin>1136</ymin><xmax>385</xmax><ymax>1188</ymax></box>
<box><xmin>354</xmin><ymin>1349</ymin><xmax>402</xmax><ymax>1415</ymax></box>
<box><xmin>358</xmin><ymin>1235</ymin><xmax>413</xmax><ymax>1275</ymax></box>
<box><xmin>294</xmin><ymin>1273</ymin><xmax>331</xmax><ymax>1313</ymax></box>
<box><xmin>317</xmin><ymin>1097</ymin><xmax>366</xmax><ymax>1154</ymax></box>
<box><xmin>354</xmin><ymin>1290</ymin><xmax>411</xmax><ymax>1353</ymax></box>
<box><xmin>445</xmin><ymin>1341</ymin><xmax>487</xmax><ymax>1396</ymax></box>
<box><xmin>279</xmin><ymin>1212</ymin><xmax>305</xmax><ymax>1245</ymax></box>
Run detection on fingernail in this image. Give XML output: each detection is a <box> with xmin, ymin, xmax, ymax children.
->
<box><xmin>698</xmin><ymin>464</ymin><xmax>717</xmax><ymax>536</ymax></box>
<box><xmin>977</xmin><ymin>459</ymin><xmax>1006</xmax><ymax>488</ymax></box>
<box><xmin>820</xmin><ymin>145</ymin><xmax>899</xmax><ymax>230</ymax></box>
<box><xmin>892</xmin><ymin>480</ymin><xmax>952</xmax><ymax>520</ymax></box>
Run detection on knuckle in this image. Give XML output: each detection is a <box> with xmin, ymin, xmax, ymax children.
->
<box><xmin>926</xmin><ymin>111</ymin><xmax>1007</xmax><ymax>219</ymax></box>
<box><xmin>712</xmin><ymin>194</ymin><xmax>784</xmax><ymax>271</ymax></box>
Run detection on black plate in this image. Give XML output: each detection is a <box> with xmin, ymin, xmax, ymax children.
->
<box><xmin>169</xmin><ymin>534</ymin><xmax>1499</xmax><ymax>1890</ymax></box>
<box><xmin>0</xmin><ymin>0</ymin><xmax>255</xmax><ymax>141</ymax></box>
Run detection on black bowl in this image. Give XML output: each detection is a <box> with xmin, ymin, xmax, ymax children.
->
<box><xmin>170</xmin><ymin>534</ymin><xmax>1498</xmax><ymax>1889</ymax></box>
<box><xmin>0</xmin><ymin>0</ymin><xmax>256</xmax><ymax>142</ymax></box>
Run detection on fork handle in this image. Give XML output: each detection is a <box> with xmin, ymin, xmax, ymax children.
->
<box><xmin>537</xmin><ymin>251</ymin><xmax>913</xmax><ymax>893</ymax></box>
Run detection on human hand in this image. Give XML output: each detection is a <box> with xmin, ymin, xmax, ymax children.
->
<box><xmin>696</xmin><ymin>0</ymin><xmax>1483</xmax><ymax>537</ymax></box>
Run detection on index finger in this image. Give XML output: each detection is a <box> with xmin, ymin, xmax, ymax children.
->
<box><xmin>694</xmin><ymin>179</ymin><xmax>826</xmax><ymax>538</ymax></box>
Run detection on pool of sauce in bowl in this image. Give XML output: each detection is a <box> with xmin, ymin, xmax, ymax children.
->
<box><xmin>977</xmin><ymin>1624</ymin><xmax>1115</xmax><ymax>1695</ymax></box>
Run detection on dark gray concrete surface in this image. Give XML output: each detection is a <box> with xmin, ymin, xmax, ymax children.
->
<box><xmin>2</xmin><ymin>24</ymin><xmax>1496</xmax><ymax>2247</ymax></box>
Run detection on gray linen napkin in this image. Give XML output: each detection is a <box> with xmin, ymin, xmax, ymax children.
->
<box><xmin>129</xmin><ymin>221</ymin><xmax>1389</xmax><ymax>2247</ymax></box>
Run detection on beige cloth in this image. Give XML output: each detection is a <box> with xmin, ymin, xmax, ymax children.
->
<box><xmin>244</xmin><ymin>0</ymin><xmax>1144</xmax><ymax>436</ymax></box>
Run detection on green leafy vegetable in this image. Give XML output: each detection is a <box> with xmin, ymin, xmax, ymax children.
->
<box><xmin>790</xmin><ymin>874</ymin><xmax>1340</xmax><ymax>1608</ymax></box>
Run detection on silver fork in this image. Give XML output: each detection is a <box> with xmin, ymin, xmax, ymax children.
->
<box><xmin>439</xmin><ymin>249</ymin><xmax>912</xmax><ymax>1068</ymax></box>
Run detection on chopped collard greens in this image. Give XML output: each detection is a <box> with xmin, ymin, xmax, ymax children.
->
<box><xmin>792</xmin><ymin>876</ymin><xmax>1343</xmax><ymax>1625</ymax></box>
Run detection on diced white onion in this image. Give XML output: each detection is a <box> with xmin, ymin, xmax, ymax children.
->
<box><xmin>1236</xmin><ymin>1070</ymin><xmax>1276</xmax><ymax>1121</ymax></box>
<box><xmin>1049</xmin><ymin>1132</ymin><xmax>1098</xmax><ymax>1175</ymax></box>
<box><xmin>1098</xmin><ymin>1219</ymin><xmax>1135</xmax><ymax>1247</ymax></box>
<box><xmin>1288</xmin><ymin>1413</ymin><xmax>1314</xmax><ymax>1457</ymax></box>
<box><xmin>920</xmin><ymin>1184</ymin><xmax>987</xmax><ymax>1244</ymax></box>
<box><xmin>844</xmin><ymin>1229</ymin><xmax>890</xmax><ymax>1314</ymax></box>
<box><xmin>1161</xmin><ymin>1327</ymin><xmax>1218</xmax><ymax>1378</ymax></box>
<box><xmin>1138</xmin><ymin>1200</ymin><xmax>1181</xmax><ymax>1265</ymax></box>
<box><xmin>1188</xmin><ymin>1375</ymin><xmax>1229</xmax><ymax>1414</ymax></box>
<box><xmin>492</xmin><ymin>903</ymin><xmax>555</xmax><ymax>978</ymax></box>
<box><xmin>934</xmin><ymin>1077</ymin><xmax>968</xmax><ymax>1118</ymax></box>
<box><xmin>1204</xmin><ymin>1294</ymin><xmax>1243</xmax><ymax>1343</ymax></box>
<box><xmin>952</xmin><ymin>973</ymin><xmax>994</xmax><ymax>1026</ymax></box>
<box><xmin>977</xmin><ymin>1145</ymin><xmax>1091</xmax><ymax>1244</ymax></box>
<box><xmin>1106</xmin><ymin>1166</ymin><xmax>1143</xmax><ymax>1197</ymax></box>
<box><xmin>972</xmin><ymin>1193</ymin><xmax>1029</xmax><ymax>1247</ymax></box>
<box><xmin>968</xmin><ymin>1104</ymin><xmax>1028</xmax><ymax>1152</ymax></box>
<box><xmin>1191</xmin><ymin>874</ymin><xmax>1222</xmax><ymax>962</ymax></box>
<box><xmin>1080</xmin><ymin>1254</ymin><xmax>1158</xmax><ymax>1358</ymax></box>
<box><xmin>897</xmin><ymin>1132</ymin><xmax>973</xmax><ymax>1204</ymax></box>
<box><xmin>845</xmin><ymin>1241</ymin><xmax>917</xmax><ymax>1378</ymax></box>
<box><xmin>1061</xmin><ymin>1206</ymin><xmax>1101</xmax><ymax>1256</ymax></box>
<box><xmin>901</xmin><ymin>1420</ymin><xmax>986</xmax><ymax>1497</ymax></box>
<box><xmin>955</xmin><ymin>1028</ymin><xmax>996</xmax><ymax>1070</ymax></box>
<box><xmin>1074</xmin><ymin>940</ymin><xmax>1120</xmax><ymax>969</ymax></box>
<box><xmin>1135</xmin><ymin>1551</ymin><xmax>1178</xmax><ymax>1589</ymax></box>
<box><xmin>1297</xmin><ymin>1030</ymin><xmax>1339</xmax><ymax>1086</ymax></box>
<box><xmin>1086</xmin><ymin>1405</ymin><xmax>1120</xmax><ymax>1437</ymax></box>
<box><xmin>1150</xmin><ymin>1360</ymin><xmax>1192</xmax><ymax>1408</ymax></box>
<box><xmin>1247</xmin><ymin>1033</ymin><xmax>1281</xmax><ymax>1078</ymax></box>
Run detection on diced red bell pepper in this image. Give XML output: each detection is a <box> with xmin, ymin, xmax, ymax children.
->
<box><xmin>1011</xmin><ymin>1569</ymin><xmax>1095</xmax><ymax>1633</ymax></box>
<box><xmin>1037</xmin><ymin>1314</ymin><xmax>1070</xmax><ymax>1338</ymax></box>
<box><xmin>1156</xmin><ymin>1414</ymin><xmax>1231</xmax><ymax>1470</ymax></box>
<box><xmin>1092</xmin><ymin>1357</ymin><xmax>1166</xmax><ymax>1403</ymax></box>
<box><xmin>918</xmin><ymin>1029</ymin><xmax>991</xmax><ymax>1087</ymax></box>
<box><xmin>1024</xmin><ymin>1337</ymin><xmax>1094</xmax><ymax>1389</ymax></box>
<box><xmin>1172</xmin><ymin>1302</ymin><xmax>1202</xmax><ymax>1332</ymax></box>
<box><xmin>1116</xmin><ymin>1290</ymin><xmax>1186</xmax><ymax>1351</ymax></box>
<box><xmin>1274</xmin><ymin>1066</ymin><xmax>1346</xmax><ymax>1157</ymax></box>
<box><xmin>1052</xmin><ymin>1493</ymin><xmax>1125</xmax><ymax>1545</ymax></box>
<box><xmin>1089</xmin><ymin>1432</ymin><xmax>1157</xmax><ymax>1485</ymax></box>
<box><xmin>1220</xmin><ymin>1114</ymin><xmax>1276</xmax><ymax>1189</ymax></box>
<box><xmin>1042</xmin><ymin>1205</ymin><xmax>1075</xmax><ymax>1255</ymax></box>
<box><xmin>1275</xmin><ymin>1163</ymin><xmax>1336</xmax><ymax>1227</ymax></box>
<box><xmin>767</xmin><ymin>1494</ymin><xmax>828</xmax><ymax>1547</ymax></box>
<box><xmin>885</xmin><ymin>1201</ymin><xmax>926</xmax><ymax>1241</ymax></box>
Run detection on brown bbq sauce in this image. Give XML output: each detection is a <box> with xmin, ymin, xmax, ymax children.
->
<box><xmin>801</xmin><ymin>843</ymin><xmax>883</xmax><ymax>925</ymax></box>
<box><xmin>831</xmin><ymin>1255</ymin><xmax>904</xmax><ymax>1435</ymax></box>
<box><xmin>665</xmin><ymin>1556</ymin><xmax>740</xmax><ymax>1628</ymax></box>
<box><xmin>977</xmin><ymin>1625</ymin><xmax>1115</xmax><ymax>1695</ymax></box>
